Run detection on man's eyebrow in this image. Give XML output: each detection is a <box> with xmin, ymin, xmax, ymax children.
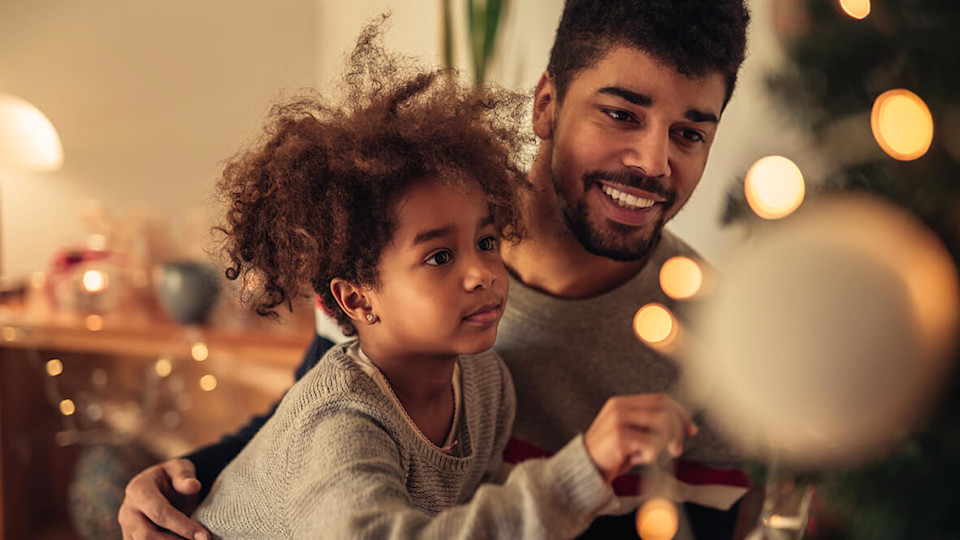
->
<box><xmin>685</xmin><ymin>108</ymin><xmax>719</xmax><ymax>124</ymax></box>
<box><xmin>597</xmin><ymin>86</ymin><xmax>652</xmax><ymax>107</ymax></box>
<box><xmin>413</xmin><ymin>225</ymin><xmax>454</xmax><ymax>246</ymax></box>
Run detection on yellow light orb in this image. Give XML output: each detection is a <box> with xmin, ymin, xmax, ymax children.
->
<box><xmin>85</xmin><ymin>315</ymin><xmax>104</xmax><ymax>331</ymax></box>
<box><xmin>838</xmin><ymin>0</ymin><xmax>870</xmax><ymax>19</ymax></box>
<box><xmin>199</xmin><ymin>374</ymin><xmax>218</xmax><ymax>392</ymax></box>
<box><xmin>744</xmin><ymin>156</ymin><xmax>806</xmax><ymax>220</ymax></box>
<box><xmin>81</xmin><ymin>269</ymin><xmax>108</xmax><ymax>293</ymax></box>
<box><xmin>660</xmin><ymin>256</ymin><xmax>704</xmax><ymax>300</ymax></box>
<box><xmin>191</xmin><ymin>342</ymin><xmax>209</xmax><ymax>362</ymax></box>
<box><xmin>59</xmin><ymin>399</ymin><xmax>76</xmax><ymax>416</ymax></box>
<box><xmin>45</xmin><ymin>359</ymin><xmax>64</xmax><ymax>377</ymax></box>
<box><xmin>2</xmin><ymin>327</ymin><xmax>16</xmax><ymax>342</ymax></box>
<box><xmin>155</xmin><ymin>358</ymin><xmax>173</xmax><ymax>378</ymax></box>
<box><xmin>871</xmin><ymin>89</ymin><xmax>934</xmax><ymax>161</ymax></box>
<box><xmin>636</xmin><ymin>497</ymin><xmax>679</xmax><ymax>540</ymax></box>
<box><xmin>634</xmin><ymin>304</ymin><xmax>677</xmax><ymax>346</ymax></box>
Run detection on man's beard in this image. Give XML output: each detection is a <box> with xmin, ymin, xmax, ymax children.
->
<box><xmin>554</xmin><ymin>169</ymin><xmax>674</xmax><ymax>262</ymax></box>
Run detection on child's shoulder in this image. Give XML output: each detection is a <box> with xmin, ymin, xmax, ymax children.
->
<box><xmin>282</xmin><ymin>339</ymin><xmax>390</xmax><ymax>416</ymax></box>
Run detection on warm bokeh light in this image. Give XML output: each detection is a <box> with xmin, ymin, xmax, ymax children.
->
<box><xmin>636</xmin><ymin>497</ymin><xmax>679</xmax><ymax>540</ymax></box>
<box><xmin>199</xmin><ymin>374</ymin><xmax>218</xmax><ymax>391</ymax></box>
<box><xmin>59</xmin><ymin>399</ymin><xmax>76</xmax><ymax>416</ymax></box>
<box><xmin>191</xmin><ymin>342</ymin><xmax>209</xmax><ymax>362</ymax></box>
<box><xmin>871</xmin><ymin>88</ymin><xmax>934</xmax><ymax>161</ymax></box>
<box><xmin>2</xmin><ymin>327</ymin><xmax>16</xmax><ymax>342</ymax></box>
<box><xmin>86</xmin><ymin>403</ymin><xmax>103</xmax><ymax>422</ymax></box>
<box><xmin>155</xmin><ymin>358</ymin><xmax>173</xmax><ymax>378</ymax></box>
<box><xmin>634</xmin><ymin>304</ymin><xmax>677</xmax><ymax>345</ymax></box>
<box><xmin>838</xmin><ymin>0</ymin><xmax>870</xmax><ymax>19</ymax></box>
<box><xmin>85</xmin><ymin>315</ymin><xmax>104</xmax><ymax>331</ymax></box>
<box><xmin>660</xmin><ymin>256</ymin><xmax>703</xmax><ymax>300</ymax></box>
<box><xmin>45</xmin><ymin>359</ymin><xmax>63</xmax><ymax>377</ymax></box>
<box><xmin>0</xmin><ymin>93</ymin><xmax>64</xmax><ymax>171</ymax></box>
<box><xmin>91</xmin><ymin>368</ymin><xmax>108</xmax><ymax>386</ymax></box>
<box><xmin>744</xmin><ymin>156</ymin><xmax>805</xmax><ymax>220</ymax></box>
<box><xmin>687</xmin><ymin>196</ymin><xmax>960</xmax><ymax>466</ymax></box>
<box><xmin>81</xmin><ymin>269</ymin><xmax>108</xmax><ymax>293</ymax></box>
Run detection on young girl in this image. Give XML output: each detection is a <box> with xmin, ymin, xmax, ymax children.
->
<box><xmin>193</xmin><ymin>23</ymin><xmax>671</xmax><ymax>539</ymax></box>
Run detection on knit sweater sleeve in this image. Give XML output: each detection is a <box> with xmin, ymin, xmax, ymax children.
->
<box><xmin>287</xmin><ymin>403</ymin><xmax>614</xmax><ymax>539</ymax></box>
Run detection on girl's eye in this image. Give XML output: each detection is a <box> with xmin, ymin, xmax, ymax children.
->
<box><xmin>478</xmin><ymin>236</ymin><xmax>497</xmax><ymax>251</ymax></box>
<box><xmin>425</xmin><ymin>250</ymin><xmax>453</xmax><ymax>266</ymax></box>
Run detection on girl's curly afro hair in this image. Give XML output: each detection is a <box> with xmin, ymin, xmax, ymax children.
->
<box><xmin>216</xmin><ymin>16</ymin><xmax>531</xmax><ymax>335</ymax></box>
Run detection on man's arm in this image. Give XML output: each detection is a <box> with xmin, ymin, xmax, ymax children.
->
<box><xmin>118</xmin><ymin>334</ymin><xmax>333</xmax><ymax>540</ymax></box>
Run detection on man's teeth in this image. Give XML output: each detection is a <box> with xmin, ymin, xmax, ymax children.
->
<box><xmin>600</xmin><ymin>185</ymin><xmax>655</xmax><ymax>209</ymax></box>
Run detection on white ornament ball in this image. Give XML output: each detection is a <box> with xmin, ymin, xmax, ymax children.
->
<box><xmin>687</xmin><ymin>195</ymin><xmax>959</xmax><ymax>467</ymax></box>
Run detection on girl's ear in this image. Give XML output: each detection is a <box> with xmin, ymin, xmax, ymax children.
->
<box><xmin>532</xmin><ymin>72</ymin><xmax>557</xmax><ymax>141</ymax></box>
<box><xmin>330</xmin><ymin>278</ymin><xmax>375</xmax><ymax>325</ymax></box>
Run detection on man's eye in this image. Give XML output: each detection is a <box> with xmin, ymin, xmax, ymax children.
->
<box><xmin>425</xmin><ymin>250</ymin><xmax>453</xmax><ymax>266</ymax></box>
<box><xmin>680</xmin><ymin>129</ymin><xmax>705</xmax><ymax>143</ymax></box>
<box><xmin>478</xmin><ymin>236</ymin><xmax>497</xmax><ymax>251</ymax></box>
<box><xmin>604</xmin><ymin>109</ymin><xmax>634</xmax><ymax>122</ymax></box>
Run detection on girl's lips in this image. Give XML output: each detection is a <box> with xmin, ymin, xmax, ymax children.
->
<box><xmin>464</xmin><ymin>305</ymin><xmax>501</xmax><ymax>324</ymax></box>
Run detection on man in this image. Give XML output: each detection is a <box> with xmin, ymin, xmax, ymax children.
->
<box><xmin>120</xmin><ymin>1</ymin><xmax>750</xmax><ymax>538</ymax></box>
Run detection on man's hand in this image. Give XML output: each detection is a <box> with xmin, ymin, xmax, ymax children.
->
<box><xmin>118</xmin><ymin>458</ymin><xmax>210</xmax><ymax>540</ymax></box>
<box><xmin>583</xmin><ymin>393</ymin><xmax>698</xmax><ymax>483</ymax></box>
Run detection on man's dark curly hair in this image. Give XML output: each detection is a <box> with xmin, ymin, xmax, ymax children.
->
<box><xmin>216</xmin><ymin>18</ymin><xmax>530</xmax><ymax>335</ymax></box>
<box><xmin>547</xmin><ymin>0</ymin><xmax>750</xmax><ymax>107</ymax></box>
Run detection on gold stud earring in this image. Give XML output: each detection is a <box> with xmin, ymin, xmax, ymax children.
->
<box><xmin>366</xmin><ymin>313</ymin><xmax>375</xmax><ymax>323</ymax></box>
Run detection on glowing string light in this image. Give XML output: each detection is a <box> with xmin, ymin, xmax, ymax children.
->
<box><xmin>634</xmin><ymin>304</ymin><xmax>678</xmax><ymax>347</ymax></box>
<box><xmin>191</xmin><ymin>342</ymin><xmax>209</xmax><ymax>362</ymax></box>
<box><xmin>660</xmin><ymin>256</ymin><xmax>703</xmax><ymax>300</ymax></box>
<box><xmin>871</xmin><ymin>89</ymin><xmax>934</xmax><ymax>161</ymax></box>
<box><xmin>81</xmin><ymin>269</ymin><xmax>108</xmax><ymax>293</ymax></box>
<box><xmin>838</xmin><ymin>0</ymin><xmax>870</xmax><ymax>19</ymax></box>
<box><xmin>155</xmin><ymin>358</ymin><xmax>173</xmax><ymax>378</ymax></box>
<box><xmin>59</xmin><ymin>399</ymin><xmax>76</xmax><ymax>416</ymax></box>
<box><xmin>200</xmin><ymin>374</ymin><xmax>218</xmax><ymax>392</ymax></box>
<box><xmin>45</xmin><ymin>359</ymin><xmax>63</xmax><ymax>377</ymax></box>
<box><xmin>744</xmin><ymin>156</ymin><xmax>805</xmax><ymax>220</ymax></box>
<box><xmin>636</xmin><ymin>497</ymin><xmax>679</xmax><ymax>540</ymax></box>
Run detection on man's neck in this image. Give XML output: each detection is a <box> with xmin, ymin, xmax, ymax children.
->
<box><xmin>502</xmin><ymin>180</ymin><xmax>652</xmax><ymax>299</ymax></box>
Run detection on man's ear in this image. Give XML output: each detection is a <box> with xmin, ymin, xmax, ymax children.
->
<box><xmin>532</xmin><ymin>72</ymin><xmax>557</xmax><ymax>141</ymax></box>
<box><xmin>330</xmin><ymin>278</ymin><xmax>373</xmax><ymax>324</ymax></box>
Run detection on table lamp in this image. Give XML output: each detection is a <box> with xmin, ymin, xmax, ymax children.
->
<box><xmin>0</xmin><ymin>92</ymin><xmax>64</xmax><ymax>293</ymax></box>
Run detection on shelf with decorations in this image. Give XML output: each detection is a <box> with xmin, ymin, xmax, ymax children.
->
<box><xmin>0</xmin><ymin>274</ymin><xmax>314</xmax><ymax>540</ymax></box>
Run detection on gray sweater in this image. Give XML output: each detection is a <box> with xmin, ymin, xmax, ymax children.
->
<box><xmin>194</xmin><ymin>341</ymin><xmax>613</xmax><ymax>539</ymax></box>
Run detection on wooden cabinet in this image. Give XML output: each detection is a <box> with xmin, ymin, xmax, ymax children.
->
<box><xmin>0</xmin><ymin>295</ymin><xmax>313</xmax><ymax>539</ymax></box>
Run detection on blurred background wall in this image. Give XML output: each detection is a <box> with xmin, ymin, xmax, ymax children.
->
<box><xmin>0</xmin><ymin>0</ymin><xmax>804</xmax><ymax>283</ymax></box>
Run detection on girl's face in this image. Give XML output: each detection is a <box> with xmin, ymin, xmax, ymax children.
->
<box><xmin>363</xmin><ymin>177</ymin><xmax>509</xmax><ymax>359</ymax></box>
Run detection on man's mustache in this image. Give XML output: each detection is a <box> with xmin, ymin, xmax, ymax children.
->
<box><xmin>582</xmin><ymin>170</ymin><xmax>674</xmax><ymax>203</ymax></box>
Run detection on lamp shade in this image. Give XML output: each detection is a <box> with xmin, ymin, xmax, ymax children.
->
<box><xmin>0</xmin><ymin>93</ymin><xmax>64</xmax><ymax>171</ymax></box>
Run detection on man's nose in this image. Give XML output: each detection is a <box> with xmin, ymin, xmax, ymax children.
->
<box><xmin>621</xmin><ymin>127</ymin><xmax>671</xmax><ymax>179</ymax></box>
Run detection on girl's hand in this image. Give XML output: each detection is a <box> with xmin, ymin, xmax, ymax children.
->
<box><xmin>583</xmin><ymin>393</ymin><xmax>698</xmax><ymax>484</ymax></box>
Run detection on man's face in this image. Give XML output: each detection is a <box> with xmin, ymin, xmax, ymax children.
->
<box><xmin>532</xmin><ymin>46</ymin><xmax>728</xmax><ymax>261</ymax></box>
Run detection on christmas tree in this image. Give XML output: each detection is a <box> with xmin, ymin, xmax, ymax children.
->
<box><xmin>725</xmin><ymin>1</ymin><xmax>960</xmax><ymax>538</ymax></box>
